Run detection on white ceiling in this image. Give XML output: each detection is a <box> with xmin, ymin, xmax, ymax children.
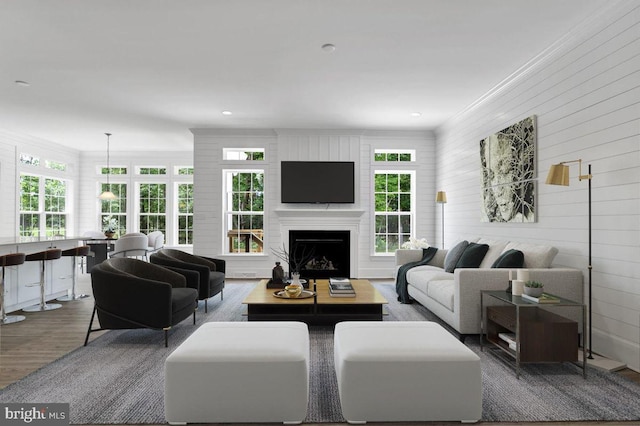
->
<box><xmin>0</xmin><ymin>0</ymin><xmax>609</xmax><ymax>152</ymax></box>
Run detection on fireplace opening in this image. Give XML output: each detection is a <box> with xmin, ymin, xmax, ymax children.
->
<box><xmin>289</xmin><ymin>230</ymin><xmax>350</xmax><ymax>279</ymax></box>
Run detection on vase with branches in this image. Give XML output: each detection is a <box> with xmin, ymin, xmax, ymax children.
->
<box><xmin>271</xmin><ymin>242</ymin><xmax>316</xmax><ymax>281</ymax></box>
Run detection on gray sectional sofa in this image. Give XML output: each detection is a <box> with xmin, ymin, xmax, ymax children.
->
<box><xmin>395</xmin><ymin>238</ymin><xmax>584</xmax><ymax>337</ymax></box>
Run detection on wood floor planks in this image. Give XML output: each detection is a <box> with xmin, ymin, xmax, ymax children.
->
<box><xmin>1</xmin><ymin>275</ymin><xmax>638</xmax><ymax>426</ymax></box>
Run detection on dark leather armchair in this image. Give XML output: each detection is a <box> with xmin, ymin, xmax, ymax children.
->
<box><xmin>150</xmin><ymin>249</ymin><xmax>225</xmax><ymax>313</ymax></box>
<box><xmin>86</xmin><ymin>258</ymin><xmax>198</xmax><ymax>347</ymax></box>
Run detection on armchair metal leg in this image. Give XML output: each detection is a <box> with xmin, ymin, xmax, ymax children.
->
<box><xmin>204</xmin><ymin>299</ymin><xmax>208</xmax><ymax>313</ymax></box>
<box><xmin>164</xmin><ymin>329</ymin><xmax>169</xmax><ymax>347</ymax></box>
<box><xmin>84</xmin><ymin>305</ymin><xmax>97</xmax><ymax>346</ymax></box>
<box><xmin>221</xmin><ymin>288</ymin><xmax>224</xmax><ymax>301</ymax></box>
<box><xmin>193</xmin><ymin>310</ymin><xmax>196</xmax><ymax>325</ymax></box>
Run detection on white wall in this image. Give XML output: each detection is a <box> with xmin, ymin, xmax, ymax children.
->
<box><xmin>192</xmin><ymin>128</ymin><xmax>435</xmax><ymax>279</ymax></box>
<box><xmin>435</xmin><ymin>1</ymin><xmax>640</xmax><ymax>371</ymax></box>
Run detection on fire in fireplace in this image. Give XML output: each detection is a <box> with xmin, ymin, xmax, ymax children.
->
<box><xmin>289</xmin><ymin>230</ymin><xmax>350</xmax><ymax>279</ymax></box>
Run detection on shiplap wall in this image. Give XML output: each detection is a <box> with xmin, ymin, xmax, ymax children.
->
<box><xmin>0</xmin><ymin>130</ymin><xmax>80</xmax><ymax>239</ymax></box>
<box><xmin>192</xmin><ymin>128</ymin><xmax>435</xmax><ymax>279</ymax></box>
<box><xmin>435</xmin><ymin>0</ymin><xmax>640</xmax><ymax>371</ymax></box>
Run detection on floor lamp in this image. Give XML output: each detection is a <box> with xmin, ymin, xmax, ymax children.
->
<box><xmin>435</xmin><ymin>191</ymin><xmax>447</xmax><ymax>248</ymax></box>
<box><xmin>545</xmin><ymin>159</ymin><xmax>593</xmax><ymax>359</ymax></box>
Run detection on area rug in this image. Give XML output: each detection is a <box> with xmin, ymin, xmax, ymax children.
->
<box><xmin>1</xmin><ymin>282</ymin><xmax>640</xmax><ymax>424</ymax></box>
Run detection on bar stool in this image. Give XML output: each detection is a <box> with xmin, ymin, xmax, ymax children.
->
<box><xmin>23</xmin><ymin>248</ymin><xmax>63</xmax><ymax>312</ymax></box>
<box><xmin>57</xmin><ymin>246</ymin><xmax>91</xmax><ymax>301</ymax></box>
<box><xmin>0</xmin><ymin>252</ymin><xmax>27</xmax><ymax>324</ymax></box>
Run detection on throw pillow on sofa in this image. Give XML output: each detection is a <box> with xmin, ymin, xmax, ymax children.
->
<box><xmin>455</xmin><ymin>243</ymin><xmax>489</xmax><ymax>269</ymax></box>
<box><xmin>491</xmin><ymin>249</ymin><xmax>524</xmax><ymax>268</ymax></box>
<box><xmin>443</xmin><ymin>240</ymin><xmax>469</xmax><ymax>272</ymax></box>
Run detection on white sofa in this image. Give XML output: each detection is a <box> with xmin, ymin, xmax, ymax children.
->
<box><xmin>395</xmin><ymin>238</ymin><xmax>584</xmax><ymax>337</ymax></box>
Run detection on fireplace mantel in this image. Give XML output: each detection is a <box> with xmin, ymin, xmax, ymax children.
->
<box><xmin>274</xmin><ymin>209</ymin><xmax>365</xmax><ymax>218</ymax></box>
<box><xmin>274</xmin><ymin>209</ymin><xmax>364</xmax><ymax>277</ymax></box>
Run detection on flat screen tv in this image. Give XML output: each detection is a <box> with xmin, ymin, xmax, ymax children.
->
<box><xmin>281</xmin><ymin>161</ymin><xmax>355</xmax><ymax>204</ymax></box>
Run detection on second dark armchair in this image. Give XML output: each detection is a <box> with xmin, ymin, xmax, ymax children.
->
<box><xmin>150</xmin><ymin>249</ymin><xmax>225</xmax><ymax>313</ymax></box>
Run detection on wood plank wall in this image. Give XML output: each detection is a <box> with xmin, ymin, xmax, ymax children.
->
<box><xmin>192</xmin><ymin>129</ymin><xmax>435</xmax><ymax>279</ymax></box>
<box><xmin>434</xmin><ymin>0</ymin><xmax>640</xmax><ymax>371</ymax></box>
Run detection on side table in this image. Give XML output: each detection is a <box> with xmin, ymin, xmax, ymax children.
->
<box><xmin>480</xmin><ymin>290</ymin><xmax>586</xmax><ymax>378</ymax></box>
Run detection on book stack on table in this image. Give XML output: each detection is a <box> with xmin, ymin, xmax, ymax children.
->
<box><xmin>329</xmin><ymin>277</ymin><xmax>356</xmax><ymax>298</ymax></box>
<box><xmin>521</xmin><ymin>293</ymin><xmax>560</xmax><ymax>303</ymax></box>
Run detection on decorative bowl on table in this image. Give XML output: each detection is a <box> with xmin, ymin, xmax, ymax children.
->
<box><xmin>284</xmin><ymin>285</ymin><xmax>303</xmax><ymax>298</ymax></box>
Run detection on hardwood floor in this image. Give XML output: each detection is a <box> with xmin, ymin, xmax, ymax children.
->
<box><xmin>1</xmin><ymin>274</ymin><xmax>639</xmax><ymax>425</ymax></box>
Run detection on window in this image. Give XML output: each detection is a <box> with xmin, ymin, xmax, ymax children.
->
<box><xmin>139</xmin><ymin>183</ymin><xmax>166</xmax><ymax>235</ymax></box>
<box><xmin>224</xmin><ymin>170</ymin><xmax>264</xmax><ymax>254</ymax></box>
<box><xmin>175</xmin><ymin>166</ymin><xmax>194</xmax><ymax>175</ymax></box>
<box><xmin>19</xmin><ymin>174</ymin><xmax>68</xmax><ymax>237</ymax></box>
<box><xmin>100</xmin><ymin>183</ymin><xmax>127</xmax><ymax>237</ymax></box>
<box><xmin>176</xmin><ymin>183</ymin><xmax>193</xmax><ymax>245</ymax></box>
<box><xmin>44</xmin><ymin>178</ymin><xmax>67</xmax><ymax>236</ymax></box>
<box><xmin>223</xmin><ymin>148</ymin><xmax>265</xmax><ymax>161</ymax></box>
<box><xmin>45</xmin><ymin>160</ymin><xmax>67</xmax><ymax>171</ymax></box>
<box><xmin>373</xmin><ymin>171</ymin><xmax>414</xmax><ymax>253</ymax></box>
<box><xmin>138</xmin><ymin>167</ymin><xmax>167</xmax><ymax>175</ymax></box>
<box><xmin>101</xmin><ymin>166</ymin><xmax>127</xmax><ymax>175</ymax></box>
<box><xmin>19</xmin><ymin>175</ymin><xmax>40</xmax><ymax>237</ymax></box>
<box><xmin>374</xmin><ymin>149</ymin><xmax>414</xmax><ymax>162</ymax></box>
<box><xmin>20</xmin><ymin>153</ymin><xmax>40</xmax><ymax>166</ymax></box>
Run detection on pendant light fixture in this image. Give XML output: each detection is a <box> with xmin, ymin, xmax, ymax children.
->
<box><xmin>98</xmin><ymin>133</ymin><xmax>118</xmax><ymax>200</ymax></box>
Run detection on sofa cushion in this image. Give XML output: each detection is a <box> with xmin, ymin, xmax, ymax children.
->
<box><xmin>444</xmin><ymin>240</ymin><xmax>469</xmax><ymax>272</ymax></box>
<box><xmin>426</xmin><ymin>280</ymin><xmax>455</xmax><ymax>311</ymax></box>
<box><xmin>491</xmin><ymin>249</ymin><xmax>524</xmax><ymax>268</ymax></box>
<box><xmin>406</xmin><ymin>266</ymin><xmax>453</xmax><ymax>295</ymax></box>
<box><xmin>476</xmin><ymin>239</ymin><xmax>509</xmax><ymax>268</ymax></box>
<box><xmin>502</xmin><ymin>242</ymin><xmax>558</xmax><ymax>268</ymax></box>
<box><xmin>455</xmin><ymin>243</ymin><xmax>489</xmax><ymax>269</ymax></box>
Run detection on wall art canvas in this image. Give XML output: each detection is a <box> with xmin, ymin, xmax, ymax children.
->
<box><xmin>480</xmin><ymin>115</ymin><xmax>536</xmax><ymax>223</ymax></box>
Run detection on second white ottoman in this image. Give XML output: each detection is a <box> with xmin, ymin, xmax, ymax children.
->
<box><xmin>334</xmin><ymin>321</ymin><xmax>482</xmax><ymax>423</ymax></box>
<box><xmin>165</xmin><ymin>321</ymin><xmax>309</xmax><ymax>424</ymax></box>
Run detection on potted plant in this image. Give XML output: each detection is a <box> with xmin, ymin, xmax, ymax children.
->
<box><xmin>524</xmin><ymin>280</ymin><xmax>544</xmax><ymax>297</ymax></box>
<box><xmin>103</xmin><ymin>217</ymin><xmax>118</xmax><ymax>238</ymax></box>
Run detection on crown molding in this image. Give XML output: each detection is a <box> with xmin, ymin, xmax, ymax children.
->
<box><xmin>440</xmin><ymin>0</ymin><xmax>632</xmax><ymax>129</ymax></box>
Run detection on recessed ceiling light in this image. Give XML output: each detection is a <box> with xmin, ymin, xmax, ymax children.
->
<box><xmin>321</xmin><ymin>43</ymin><xmax>336</xmax><ymax>52</ymax></box>
<box><xmin>15</xmin><ymin>80</ymin><xmax>30</xmax><ymax>87</ymax></box>
<box><xmin>221</xmin><ymin>110</ymin><xmax>232</xmax><ymax>116</ymax></box>
<box><xmin>410</xmin><ymin>112</ymin><xmax>422</xmax><ymax>117</ymax></box>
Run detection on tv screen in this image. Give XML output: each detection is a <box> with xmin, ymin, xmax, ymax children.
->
<box><xmin>281</xmin><ymin>161</ymin><xmax>355</xmax><ymax>204</ymax></box>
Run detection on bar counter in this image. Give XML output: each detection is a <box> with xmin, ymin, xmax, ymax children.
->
<box><xmin>0</xmin><ymin>236</ymin><xmax>87</xmax><ymax>313</ymax></box>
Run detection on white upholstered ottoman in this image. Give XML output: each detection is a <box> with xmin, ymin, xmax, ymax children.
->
<box><xmin>165</xmin><ymin>321</ymin><xmax>309</xmax><ymax>424</ymax></box>
<box><xmin>334</xmin><ymin>321</ymin><xmax>482</xmax><ymax>424</ymax></box>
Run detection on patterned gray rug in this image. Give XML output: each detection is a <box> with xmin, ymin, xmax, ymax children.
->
<box><xmin>1</xmin><ymin>282</ymin><xmax>640</xmax><ymax>424</ymax></box>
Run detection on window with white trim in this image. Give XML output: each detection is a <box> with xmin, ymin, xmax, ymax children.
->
<box><xmin>374</xmin><ymin>149</ymin><xmax>415</xmax><ymax>162</ymax></box>
<box><xmin>223</xmin><ymin>148</ymin><xmax>265</xmax><ymax>161</ymax></box>
<box><xmin>100</xmin><ymin>182</ymin><xmax>127</xmax><ymax>237</ymax></box>
<box><xmin>176</xmin><ymin>182</ymin><xmax>194</xmax><ymax>245</ymax></box>
<box><xmin>138</xmin><ymin>183</ymin><xmax>166</xmax><ymax>235</ymax></box>
<box><xmin>373</xmin><ymin>149</ymin><xmax>416</xmax><ymax>253</ymax></box>
<box><xmin>19</xmin><ymin>174</ymin><xmax>68</xmax><ymax>237</ymax></box>
<box><xmin>223</xmin><ymin>170</ymin><xmax>264</xmax><ymax>254</ymax></box>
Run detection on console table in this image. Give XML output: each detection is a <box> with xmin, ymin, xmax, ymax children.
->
<box><xmin>480</xmin><ymin>289</ymin><xmax>586</xmax><ymax>378</ymax></box>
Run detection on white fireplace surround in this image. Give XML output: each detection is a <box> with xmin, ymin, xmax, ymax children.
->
<box><xmin>274</xmin><ymin>209</ymin><xmax>365</xmax><ymax>278</ymax></box>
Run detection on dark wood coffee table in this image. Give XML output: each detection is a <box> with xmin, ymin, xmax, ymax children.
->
<box><xmin>243</xmin><ymin>279</ymin><xmax>388</xmax><ymax>324</ymax></box>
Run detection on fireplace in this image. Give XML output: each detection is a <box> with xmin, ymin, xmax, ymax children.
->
<box><xmin>289</xmin><ymin>230</ymin><xmax>350</xmax><ymax>279</ymax></box>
